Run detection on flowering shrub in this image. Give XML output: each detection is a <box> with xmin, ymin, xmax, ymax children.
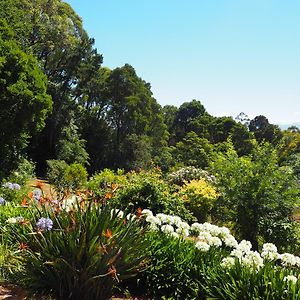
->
<box><xmin>167</xmin><ymin>166</ymin><xmax>216</xmax><ymax>186</ymax></box>
<box><xmin>179</xmin><ymin>178</ymin><xmax>219</xmax><ymax>222</ymax></box>
<box><xmin>112</xmin><ymin>170</ymin><xmax>194</xmax><ymax>221</ymax></box>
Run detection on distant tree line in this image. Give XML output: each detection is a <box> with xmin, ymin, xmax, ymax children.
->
<box><xmin>0</xmin><ymin>0</ymin><xmax>299</xmax><ymax>178</ymax></box>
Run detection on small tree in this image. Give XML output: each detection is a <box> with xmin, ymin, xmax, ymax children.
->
<box><xmin>57</xmin><ymin>118</ymin><xmax>89</xmax><ymax>166</ymax></box>
<box><xmin>211</xmin><ymin>141</ymin><xmax>299</xmax><ymax>250</ymax></box>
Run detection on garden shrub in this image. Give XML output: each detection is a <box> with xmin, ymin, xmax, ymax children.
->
<box><xmin>47</xmin><ymin>160</ymin><xmax>88</xmax><ymax>195</ymax></box>
<box><xmin>88</xmin><ymin>168</ymin><xmax>127</xmax><ymax>198</ymax></box>
<box><xmin>46</xmin><ymin>160</ymin><xmax>69</xmax><ymax>195</ymax></box>
<box><xmin>210</xmin><ymin>141</ymin><xmax>300</xmax><ymax>250</ymax></box>
<box><xmin>64</xmin><ymin>162</ymin><xmax>88</xmax><ymax>191</ymax></box>
<box><xmin>113</xmin><ymin>170</ymin><xmax>194</xmax><ymax>221</ymax></box>
<box><xmin>179</xmin><ymin>179</ymin><xmax>219</xmax><ymax>222</ymax></box>
<box><xmin>168</xmin><ymin>166</ymin><xmax>216</xmax><ymax>186</ymax></box>
<box><xmin>9</xmin><ymin>158</ymin><xmax>36</xmax><ymax>186</ymax></box>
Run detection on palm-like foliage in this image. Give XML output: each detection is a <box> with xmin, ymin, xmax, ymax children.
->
<box><xmin>15</xmin><ymin>201</ymin><xmax>148</xmax><ymax>300</ymax></box>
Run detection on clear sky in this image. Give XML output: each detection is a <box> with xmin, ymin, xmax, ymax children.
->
<box><xmin>65</xmin><ymin>0</ymin><xmax>300</xmax><ymax>124</ymax></box>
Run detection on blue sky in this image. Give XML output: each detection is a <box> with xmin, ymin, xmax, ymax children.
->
<box><xmin>65</xmin><ymin>0</ymin><xmax>300</xmax><ymax>124</ymax></box>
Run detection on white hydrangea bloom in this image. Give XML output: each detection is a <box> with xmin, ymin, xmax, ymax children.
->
<box><xmin>195</xmin><ymin>241</ymin><xmax>210</xmax><ymax>252</ymax></box>
<box><xmin>284</xmin><ymin>275</ymin><xmax>298</xmax><ymax>284</ymax></box>
<box><xmin>221</xmin><ymin>257</ymin><xmax>235</xmax><ymax>268</ymax></box>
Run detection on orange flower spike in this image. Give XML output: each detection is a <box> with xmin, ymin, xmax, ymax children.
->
<box><xmin>35</xmin><ymin>180</ymin><xmax>44</xmax><ymax>189</ymax></box>
<box><xmin>21</xmin><ymin>198</ymin><xmax>29</xmax><ymax>207</ymax></box>
<box><xmin>28</xmin><ymin>191</ymin><xmax>33</xmax><ymax>199</ymax></box>
<box><xmin>80</xmin><ymin>200</ymin><xmax>85</xmax><ymax>209</ymax></box>
<box><xmin>19</xmin><ymin>219</ymin><xmax>30</xmax><ymax>226</ymax></box>
<box><xmin>19</xmin><ymin>242</ymin><xmax>29</xmax><ymax>250</ymax></box>
<box><xmin>104</xmin><ymin>228</ymin><xmax>113</xmax><ymax>239</ymax></box>
<box><xmin>136</xmin><ymin>207</ymin><xmax>142</xmax><ymax>219</ymax></box>
<box><xmin>104</xmin><ymin>192</ymin><xmax>112</xmax><ymax>200</ymax></box>
<box><xmin>108</xmin><ymin>265</ymin><xmax>118</xmax><ymax>280</ymax></box>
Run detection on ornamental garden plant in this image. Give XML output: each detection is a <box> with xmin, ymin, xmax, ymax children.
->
<box><xmin>0</xmin><ymin>162</ymin><xmax>300</xmax><ymax>299</ymax></box>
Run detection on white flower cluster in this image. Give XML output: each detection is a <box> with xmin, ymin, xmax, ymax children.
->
<box><xmin>280</xmin><ymin>253</ymin><xmax>300</xmax><ymax>268</ymax></box>
<box><xmin>61</xmin><ymin>195</ymin><xmax>78</xmax><ymax>212</ymax></box>
<box><xmin>167</xmin><ymin>166</ymin><xmax>216</xmax><ymax>185</ymax></box>
<box><xmin>192</xmin><ymin>222</ymin><xmax>238</xmax><ymax>252</ymax></box>
<box><xmin>229</xmin><ymin>240</ymin><xmax>264</xmax><ymax>271</ymax></box>
<box><xmin>142</xmin><ymin>209</ymin><xmax>300</xmax><ymax>277</ymax></box>
<box><xmin>6</xmin><ymin>216</ymin><xmax>24</xmax><ymax>224</ymax></box>
<box><xmin>259</xmin><ymin>243</ymin><xmax>300</xmax><ymax>268</ymax></box>
<box><xmin>143</xmin><ymin>211</ymin><xmax>238</xmax><ymax>252</ymax></box>
<box><xmin>142</xmin><ymin>210</ymin><xmax>189</xmax><ymax>239</ymax></box>
<box><xmin>283</xmin><ymin>275</ymin><xmax>298</xmax><ymax>284</ymax></box>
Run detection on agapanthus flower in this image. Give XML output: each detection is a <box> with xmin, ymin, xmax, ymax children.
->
<box><xmin>110</xmin><ymin>209</ymin><xmax>124</xmax><ymax>219</ymax></box>
<box><xmin>284</xmin><ymin>275</ymin><xmax>298</xmax><ymax>284</ymax></box>
<box><xmin>2</xmin><ymin>182</ymin><xmax>13</xmax><ymax>189</ymax></box>
<box><xmin>161</xmin><ymin>224</ymin><xmax>175</xmax><ymax>234</ymax></box>
<box><xmin>221</xmin><ymin>257</ymin><xmax>235</xmax><ymax>268</ymax></box>
<box><xmin>7</xmin><ymin>216</ymin><xmax>24</xmax><ymax>224</ymax></box>
<box><xmin>141</xmin><ymin>209</ymin><xmax>153</xmax><ymax>217</ymax></box>
<box><xmin>280</xmin><ymin>253</ymin><xmax>299</xmax><ymax>267</ymax></box>
<box><xmin>261</xmin><ymin>243</ymin><xmax>279</xmax><ymax>261</ymax></box>
<box><xmin>12</xmin><ymin>183</ymin><xmax>21</xmax><ymax>190</ymax></box>
<box><xmin>32</xmin><ymin>189</ymin><xmax>42</xmax><ymax>201</ymax></box>
<box><xmin>2</xmin><ymin>182</ymin><xmax>21</xmax><ymax>190</ymax></box>
<box><xmin>208</xmin><ymin>236</ymin><xmax>222</xmax><ymax>247</ymax></box>
<box><xmin>0</xmin><ymin>197</ymin><xmax>5</xmax><ymax>205</ymax></box>
<box><xmin>36</xmin><ymin>217</ymin><xmax>53</xmax><ymax>231</ymax></box>
<box><xmin>223</xmin><ymin>234</ymin><xmax>238</xmax><ymax>248</ymax></box>
<box><xmin>176</xmin><ymin>227</ymin><xmax>189</xmax><ymax>237</ymax></box>
<box><xmin>195</xmin><ymin>241</ymin><xmax>210</xmax><ymax>252</ymax></box>
<box><xmin>241</xmin><ymin>251</ymin><xmax>264</xmax><ymax>270</ymax></box>
<box><xmin>170</xmin><ymin>232</ymin><xmax>179</xmax><ymax>239</ymax></box>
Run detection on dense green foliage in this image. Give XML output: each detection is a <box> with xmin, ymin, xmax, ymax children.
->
<box><xmin>1</xmin><ymin>0</ymin><xmax>295</xmax><ymax>177</ymax></box>
<box><xmin>211</xmin><ymin>142</ymin><xmax>300</xmax><ymax>250</ymax></box>
<box><xmin>1</xmin><ymin>0</ymin><xmax>300</xmax><ymax>298</ymax></box>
